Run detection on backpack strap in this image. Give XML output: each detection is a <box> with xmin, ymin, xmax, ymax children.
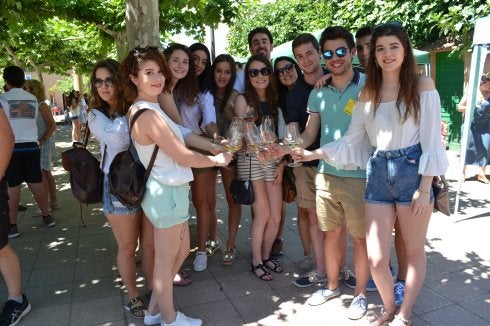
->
<box><xmin>128</xmin><ymin>107</ymin><xmax>159</xmax><ymax>183</ymax></box>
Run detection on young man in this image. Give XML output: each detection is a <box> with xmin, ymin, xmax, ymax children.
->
<box><xmin>286</xmin><ymin>33</ymin><xmax>326</xmax><ymax>286</ymax></box>
<box><xmin>1</xmin><ymin>65</ymin><xmax>55</xmax><ymax>238</ymax></box>
<box><xmin>0</xmin><ymin>108</ymin><xmax>31</xmax><ymax>325</ymax></box>
<box><xmin>355</xmin><ymin>25</ymin><xmax>372</xmax><ymax>70</ymax></box>
<box><xmin>300</xmin><ymin>26</ymin><xmax>369</xmax><ymax>320</ymax></box>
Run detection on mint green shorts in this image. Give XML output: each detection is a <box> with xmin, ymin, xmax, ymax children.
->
<box><xmin>142</xmin><ymin>176</ymin><xmax>190</xmax><ymax>229</ymax></box>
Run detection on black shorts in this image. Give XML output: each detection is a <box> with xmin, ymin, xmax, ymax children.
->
<box><xmin>0</xmin><ymin>178</ymin><xmax>10</xmax><ymax>250</ymax></box>
<box><xmin>5</xmin><ymin>142</ymin><xmax>42</xmax><ymax>187</ymax></box>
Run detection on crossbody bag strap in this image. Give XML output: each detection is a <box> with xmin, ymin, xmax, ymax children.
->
<box><xmin>249</xmin><ymin>154</ymin><xmax>252</xmax><ymax>179</ymax></box>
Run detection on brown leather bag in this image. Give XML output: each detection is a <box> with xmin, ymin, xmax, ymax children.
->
<box><xmin>282</xmin><ymin>166</ymin><xmax>297</xmax><ymax>203</ymax></box>
<box><xmin>432</xmin><ymin>175</ymin><xmax>450</xmax><ymax>216</ymax></box>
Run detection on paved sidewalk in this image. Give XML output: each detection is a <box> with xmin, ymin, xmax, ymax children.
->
<box><xmin>1</xmin><ymin>123</ymin><xmax>489</xmax><ymax>326</ymax></box>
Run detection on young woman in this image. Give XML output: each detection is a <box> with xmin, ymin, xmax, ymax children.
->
<box><xmin>120</xmin><ymin>46</ymin><xmax>231</xmax><ymax>326</ymax></box>
<box><xmin>294</xmin><ymin>23</ymin><xmax>448</xmax><ymax>325</ymax></box>
<box><xmin>67</xmin><ymin>90</ymin><xmax>82</xmax><ymax>142</ymax></box>
<box><xmin>234</xmin><ymin>55</ymin><xmax>286</xmax><ymax>281</ymax></box>
<box><xmin>24</xmin><ymin>79</ymin><xmax>58</xmax><ymax>211</ymax></box>
<box><xmin>274</xmin><ymin>56</ymin><xmax>301</xmax><ymax>118</ymax></box>
<box><xmin>209</xmin><ymin>54</ymin><xmax>241</xmax><ymax>265</ymax></box>
<box><xmin>87</xmin><ymin>59</ymin><xmax>155</xmax><ymax>319</ymax></box>
<box><xmin>164</xmin><ymin>43</ymin><xmax>220</xmax><ymax>272</ymax></box>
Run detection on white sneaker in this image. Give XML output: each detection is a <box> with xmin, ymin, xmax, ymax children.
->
<box><xmin>162</xmin><ymin>311</ymin><xmax>202</xmax><ymax>326</ymax></box>
<box><xmin>144</xmin><ymin>312</ymin><xmax>161</xmax><ymax>325</ymax></box>
<box><xmin>193</xmin><ymin>251</ymin><xmax>207</xmax><ymax>272</ymax></box>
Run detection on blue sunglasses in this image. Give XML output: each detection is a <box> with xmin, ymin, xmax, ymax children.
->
<box><xmin>323</xmin><ymin>47</ymin><xmax>348</xmax><ymax>60</ymax></box>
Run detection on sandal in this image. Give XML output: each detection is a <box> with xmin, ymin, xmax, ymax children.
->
<box><xmin>125</xmin><ymin>296</ymin><xmax>145</xmax><ymax>319</ymax></box>
<box><xmin>222</xmin><ymin>247</ymin><xmax>237</xmax><ymax>266</ymax></box>
<box><xmin>263</xmin><ymin>257</ymin><xmax>283</xmax><ymax>273</ymax></box>
<box><xmin>389</xmin><ymin>315</ymin><xmax>412</xmax><ymax>326</ymax></box>
<box><xmin>370</xmin><ymin>308</ymin><xmax>395</xmax><ymax>326</ymax></box>
<box><xmin>173</xmin><ymin>270</ymin><xmax>192</xmax><ymax>286</ymax></box>
<box><xmin>251</xmin><ymin>263</ymin><xmax>273</xmax><ymax>281</ymax></box>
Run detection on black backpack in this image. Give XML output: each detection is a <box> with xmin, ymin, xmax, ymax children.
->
<box><xmin>109</xmin><ymin>108</ymin><xmax>158</xmax><ymax>209</ymax></box>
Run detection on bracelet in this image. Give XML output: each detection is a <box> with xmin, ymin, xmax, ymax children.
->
<box><xmin>417</xmin><ymin>189</ymin><xmax>429</xmax><ymax>194</ymax></box>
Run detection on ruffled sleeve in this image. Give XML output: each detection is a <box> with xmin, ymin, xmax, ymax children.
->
<box><xmin>418</xmin><ymin>90</ymin><xmax>449</xmax><ymax>176</ymax></box>
<box><xmin>320</xmin><ymin>102</ymin><xmax>372</xmax><ymax>170</ymax></box>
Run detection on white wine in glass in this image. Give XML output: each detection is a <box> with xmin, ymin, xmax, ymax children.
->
<box><xmin>224</xmin><ymin>118</ymin><xmax>243</xmax><ymax>154</ymax></box>
<box><xmin>283</xmin><ymin>124</ymin><xmax>302</xmax><ymax>167</ymax></box>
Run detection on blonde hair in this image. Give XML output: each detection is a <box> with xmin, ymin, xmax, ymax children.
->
<box><xmin>23</xmin><ymin>79</ymin><xmax>46</xmax><ymax>101</ymax></box>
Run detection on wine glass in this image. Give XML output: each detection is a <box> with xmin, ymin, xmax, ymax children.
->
<box><xmin>224</xmin><ymin>118</ymin><xmax>243</xmax><ymax>154</ymax></box>
<box><xmin>243</xmin><ymin>121</ymin><xmax>261</xmax><ymax>153</ymax></box>
<box><xmin>283</xmin><ymin>124</ymin><xmax>302</xmax><ymax>167</ymax></box>
<box><xmin>259</xmin><ymin>115</ymin><xmax>277</xmax><ymax>148</ymax></box>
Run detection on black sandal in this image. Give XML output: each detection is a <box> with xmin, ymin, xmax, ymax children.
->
<box><xmin>125</xmin><ymin>296</ymin><xmax>145</xmax><ymax>318</ymax></box>
<box><xmin>251</xmin><ymin>263</ymin><xmax>273</xmax><ymax>281</ymax></box>
<box><xmin>263</xmin><ymin>257</ymin><xmax>283</xmax><ymax>273</ymax></box>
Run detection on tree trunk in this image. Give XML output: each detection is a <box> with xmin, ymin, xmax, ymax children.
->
<box><xmin>125</xmin><ymin>0</ymin><xmax>160</xmax><ymax>52</ymax></box>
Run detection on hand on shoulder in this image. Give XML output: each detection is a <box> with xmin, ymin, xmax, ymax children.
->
<box><xmin>417</xmin><ymin>76</ymin><xmax>435</xmax><ymax>92</ymax></box>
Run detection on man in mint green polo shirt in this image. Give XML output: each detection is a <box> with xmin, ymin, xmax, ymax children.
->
<box><xmin>300</xmin><ymin>26</ymin><xmax>369</xmax><ymax>320</ymax></box>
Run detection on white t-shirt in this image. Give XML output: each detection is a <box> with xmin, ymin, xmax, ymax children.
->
<box><xmin>0</xmin><ymin>88</ymin><xmax>38</xmax><ymax>143</ymax></box>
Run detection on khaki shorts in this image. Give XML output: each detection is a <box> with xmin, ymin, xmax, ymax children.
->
<box><xmin>293</xmin><ymin>166</ymin><xmax>317</xmax><ymax>209</ymax></box>
<box><xmin>315</xmin><ymin>173</ymin><xmax>366</xmax><ymax>238</ymax></box>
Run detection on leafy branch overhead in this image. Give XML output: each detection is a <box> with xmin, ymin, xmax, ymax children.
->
<box><xmin>227</xmin><ymin>0</ymin><xmax>490</xmax><ymax>57</ymax></box>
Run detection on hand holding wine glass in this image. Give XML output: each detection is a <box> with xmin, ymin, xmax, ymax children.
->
<box><xmin>283</xmin><ymin>124</ymin><xmax>302</xmax><ymax>167</ymax></box>
<box><xmin>224</xmin><ymin>118</ymin><xmax>243</xmax><ymax>154</ymax></box>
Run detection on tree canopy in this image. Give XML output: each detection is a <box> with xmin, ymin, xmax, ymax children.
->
<box><xmin>1</xmin><ymin>0</ymin><xmax>238</xmax><ymax>76</ymax></box>
<box><xmin>227</xmin><ymin>0</ymin><xmax>490</xmax><ymax>57</ymax></box>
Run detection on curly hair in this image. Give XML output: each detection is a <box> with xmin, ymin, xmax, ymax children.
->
<box><xmin>120</xmin><ymin>46</ymin><xmax>172</xmax><ymax>104</ymax></box>
<box><xmin>23</xmin><ymin>79</ymin><xmax>46</xmax><ymax>101</ymax></box>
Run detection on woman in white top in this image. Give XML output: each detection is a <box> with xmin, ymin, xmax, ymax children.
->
<box><xmin>294</xmin><ymin>23</ymin><xmax>448</xmax><ymax>326</ymax></box>
<box><xmin>87</xmin><ymin>59</ymin><xmax>154</xmax><ymax>319</ymax></box>
<box><xmin>67</xmin><ymin>90</ymin><xmax>82</xmax><ymax>142</ymax></box>
<box><xmin>163</xmin><ymin>43</ymin><xmax>220</xmax><ymax>273</ymax></box>
<box><xmin>120</xmin><ymin>46</ymin><xmax>231</xmax><ymax>326</ymax></box>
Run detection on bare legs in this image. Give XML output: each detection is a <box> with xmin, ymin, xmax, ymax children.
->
<box><xmin>366</xmin><ymin>203</ymin><xmax>432</xmax><ymax>321</ymax></box>
<box><xmin>0</xmin><ymin>245</ymin><xmax>22</xmax><ymax>298</ymax></box>
<box><xmin>9</xmin><ymin>183</ymin><xmax>49</xmax><ymax>225</ymax></box>
<box><xmin>220</xmin><ymin>166</ymin><xmax>242</xmax><ymax>249</ymax></box>
<box><xmin>71</xmin><ymin>119</ymin><xmax>81</xmax><ymax>143</ymax></box>
<box><xmin>42</xmin><ymin>170</ymin><xmax>58</xmax><ymax>207</ymax></box>
<box><xmin>153</xmin><ymin>222</ymin><xmax>190</xmax><ymax>324</ymax></box>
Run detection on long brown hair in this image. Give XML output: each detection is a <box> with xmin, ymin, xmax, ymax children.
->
<box><xmin>89</xmin><ymin>59</ymin><xmax>127</xmax><ymax>115</ymax></box>
<box><xmin>210</xmin><ymin>54</ymin><xmax>236</xmax><ymax>110</ymax></box>
<box><xmin>243</xmin><ymin>55</ymin><xmax>279</xmax><ymax>125</ymax></box>
<box><xmin>120</xmin><ymin>46</ymin><xmax>172</xmax><ymax>105</ymax></box>
<box><xmin>365</xmin><ymin>22</ymin><xmax>420</xmax><ymax>123</ymax></box>
<box><xmin>163</xmin><ymin>43</ymin><xmax>199</xmax><ymax>107</ymax></box>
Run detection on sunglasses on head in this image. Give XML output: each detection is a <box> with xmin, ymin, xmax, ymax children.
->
<box><xmin>249</xmin><ymin>67</ymin><xmax>272</xmax><ymax>78</ymax></box>
<box><xmin>374</xmin><ymin>21</ymin><xmax>403</xmax><ymax>32</ymax></box>
<box><xmin>275</xmin><ymin>63</ymin><xmax>294</xmax><ymax>76</ymax></box>
<box><xmin>93</xmin><ymin>77</ymin><xmax>116</xmax><ymax>88</ymax></box>
<box><xmin>323</xmin><ymin>47</ymin><xmax>348</xmax><ymax>60</ymax></box>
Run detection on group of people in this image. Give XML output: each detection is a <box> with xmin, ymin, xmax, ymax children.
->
<box><xmin>0</xmin><ymin>21</ymin><xmax>456</xmax><ymax>326</ymax></box>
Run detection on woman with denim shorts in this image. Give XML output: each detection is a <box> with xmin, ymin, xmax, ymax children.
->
<box><xmin>87</xmin><ymin>59</ymin><xmax>155</xmax><ymax>319</ymax></box>
<box><xmin>293</xmin><ymin>23</ymin><xmax>448</xmax><ymax>326</ymax></box>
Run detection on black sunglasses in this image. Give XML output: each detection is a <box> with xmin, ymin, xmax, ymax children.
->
<box><xmin>275</xmin><ymin>63</ymin><xmax>294</xmax><ymax>76</ymax></box>
<box><xmin>249</xmin><ymin>67</ymin><xmax>272</xmax><ymax>78</ymax></box>
<box><xmin>323</xmin><ymin>47</ymin><xmax>348</xmax><ymax>60</ymax></box>
<box><xmin>374</xmin><ymin>21</ymin><xmax>403</xmax><ymax>32</ymax></box>
<box><xmin>93</xmin><ymin>77</ymin><xmax>116</xmax><ymax>88</ymax></box>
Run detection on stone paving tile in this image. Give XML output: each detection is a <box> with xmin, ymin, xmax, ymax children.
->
<box><xmin>230</xmin><ymin>289</ymin><xmax>283</xmax><ymax>324</ymax></box>
<box><xmin>69</xmin><ymin>296</ymin><xmax>127</xmax><ymax>325</ymax></box>
<box><xmin>458</xmin><ymin>292</ymin><xmax>490</xmax><ymax>322</ymax></box>
<box><xmin>71</xmin><ymin>276</ymin><xmax>122</xmax><ymax>303</ymax></box>
<box><xmin>420</xmin><ymin>304</ymin><xmax>488</xmax><ymax>326</ymax></box>
<box><xmin>25</xmin><ymin>281</ymin><xmax>72</xmax><ymax>308</ymax></box>
<box><xmin>20</xmin><ymin>303</ymin><xmax>71</xmax><ymax>326</ymax></box>
<box><xmin>412</xmin><ymin>285</ymin><xmax>453</xmax><ymax>315</ymax></box>
<box><xmin>184</xmin><ymin>299</ymin><xmax>244</xmax><ymax>326</ymax></box>
<box><xmin>28</xmin><ymin>264</ymin><xmax>76</xmax><ymax>287</ymax></box>
<box><xmin>33</xmin><ymin>249</ymin><xmax>78</xmax><ymax>269</ymax></box>
<box><xmin>424</xmin><ymin>272</ymin><xmax>489</xmax><ymax>303</ymax></box>
<box><xmin>217</xmin><ymin>271</ymin><xmax>273</xmax><ymax>298</ymax></box>
<box><xmin>174</xmin><ymin>278</ymin><xmax>227</xmax><ymax>308</ymax></box>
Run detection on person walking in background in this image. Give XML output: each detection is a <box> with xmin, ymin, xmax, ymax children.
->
<box><xmin>294</xmin><ymin>22</ymin><xmax>448</xmax><ymax>325</ymax></box>
<box><xmin>87</xmin><ymin>59</ymin><xmax>155</xmax><ymax>319</ymax></box>
<box><xmin>1</xmin><ymin>66</ymin><xmax>54</xmax><ymax>239</ymax></box>
<box><xmin>24</xmin><ymin>79</ymin><xmax>59</xmax><ymax>211</ymax></box>
<box><xmin>458</xmin><ymin>72</ymin><xmax>490</xmax><ymax>184</ymax></box>
<box><xmin>67</xmin><ymin>90</ymin><xmax>82</xmax><ymax>142</ymax></box>
<box><xmin>208</xmin><ymin>54</ymin><xmax>242</xmax><ymax>266</ymax></box>
<box><xmin>0</xmin><ymin>108</ymin><xmax>31</xmax><ymax>326</ymax></box>
<box><xmin>120</xmin><ymin>45</ymin><xmax>231</xmax><ymax>326</ymax></box>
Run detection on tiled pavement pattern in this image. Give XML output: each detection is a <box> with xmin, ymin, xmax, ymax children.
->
<box><xmin>2</xmin><ymin>122</ymin><xmax>489</xmax><ymax>326</ymax></box>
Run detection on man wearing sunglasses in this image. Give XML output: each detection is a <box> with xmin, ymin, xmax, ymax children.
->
<box><xmin>299</xmin><ymin>26</ymin><xmax>370</xmax><ymax>320</ymax></box>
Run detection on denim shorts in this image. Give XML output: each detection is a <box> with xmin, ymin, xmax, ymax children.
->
<box><xmin>102</xmin><ymin>174</ymin><xmax>139</xmax><ymax>215</ymax></box>
<box><xmin>365</xmin><ymin>143</ymin><xmax>433</xmax><ymax>205</ymax></box>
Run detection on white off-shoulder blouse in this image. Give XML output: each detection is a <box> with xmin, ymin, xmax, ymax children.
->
<box><xmin>321</xmin><ymin>89</ymin><xmax>449</xmax><ymax>176</ymax></box>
